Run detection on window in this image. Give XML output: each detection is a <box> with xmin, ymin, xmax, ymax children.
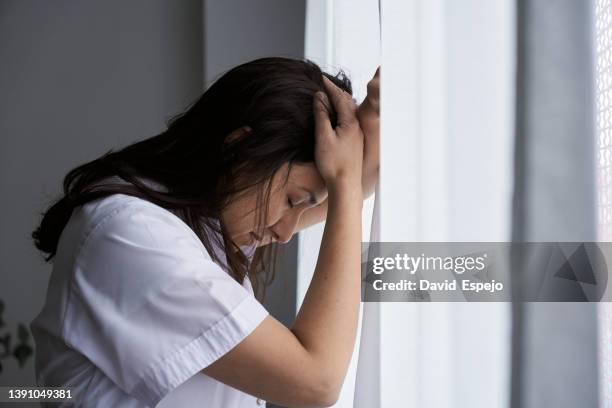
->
<box><xmin>595</xmin><ymin>0</ymin><xmax>612</xmax><ymax>405</ymax></box>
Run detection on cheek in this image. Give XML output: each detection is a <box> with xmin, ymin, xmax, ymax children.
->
<box><xmin>224</xmin><ymin>194</ymin><xmax>259</xmax><ymax>235</ymax></box>
<box><xmin>265</xmin><ymin>202</ymin><xmax>285</xmax><ymax>227</ymax></box>
<box><xmin>261</xmin><ymin>192</ymin><xmax>291</xmax><ymax>228</ymax></box>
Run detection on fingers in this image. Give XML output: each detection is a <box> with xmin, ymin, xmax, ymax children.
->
<box><xmin>313</xmin><ymin>91</ymin><xmax>333</xmax><ymax>136</ymax></box>
<box><xmin>368</xmin><ymin>67</ymin><xmax>380</xmax><ymax>92</ymax></box>
<box><xmin>366</xmin><ymin>67</ymin><xmax>381</xmax><ymax>114</ymax></box>
<box><xmin>322</xmin><ymin>76</ymin><xmax>357</xmax><ymax>127</ymax></box>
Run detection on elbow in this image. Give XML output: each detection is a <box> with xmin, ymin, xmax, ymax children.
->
<box><xmin>283</xmin><ymin>378</ymin><xmax>340</xmax><ymax>408</ymax></box>
<box><xmin>314</xmin><ymin>389</ymin><xmax>339</xmax><ymax>408</ymax></box>
<box><xmin>291</xmin><ymin>343</ymin><xmax>345</xmax><ymax>407</ymax></box>
<box><xmin>319</xmin><ymin>392</ymin><xmax>340</xmax><ymax>408</ymax></box>
<box><xmin>308</xmin><ymin>390</ymin><xmax>339</xmax><ymax>408</ymax></box>
<box><xmin>308</xmin><ymin>373</ymin><xmax>341</xmax><ymax>408</ymax></box>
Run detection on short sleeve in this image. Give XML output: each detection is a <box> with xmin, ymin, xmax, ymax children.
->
<box><xmin>62</xmin><ymin>201</ymin><xmax>269</xmax><ymax>407</ymax></box>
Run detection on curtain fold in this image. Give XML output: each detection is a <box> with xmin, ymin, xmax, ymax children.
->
<box><xmin>354</xmin><ymin>184</ymin><xmax>381</xmax><ymax>407</ymax></box>
<box><xmin>511</xmin><ymin>1</ymin><xmax>599</xmax><ymax>407</ymax></box>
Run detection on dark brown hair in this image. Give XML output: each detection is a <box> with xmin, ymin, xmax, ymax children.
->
<box><xmin>32</xmin><ymin>57</ymin><xmax>352</xmax><ymax>299</ymax></box>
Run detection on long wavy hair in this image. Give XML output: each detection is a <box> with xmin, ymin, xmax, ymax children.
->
<box><xmin>31</xmin><ymin>57</ymin><xmax>352</xmax><ymax>299</ymax></box>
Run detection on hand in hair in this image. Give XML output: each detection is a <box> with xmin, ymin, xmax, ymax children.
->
<box><xmin>312</xmin><ymin>76</ymin><xmax>364</xmax><ymax>191</ymax></box>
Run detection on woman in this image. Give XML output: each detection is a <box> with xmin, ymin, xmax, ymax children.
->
<box><xmin>30</xmin><ymin>57</ymin><xmax>380</xmax><ymax>407</ymax></box>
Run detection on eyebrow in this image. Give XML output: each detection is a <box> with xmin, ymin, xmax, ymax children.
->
<box><xmin>297</xmin><ymin>187</ymin><xmax>319</xmax><ymax>205</ymax></box>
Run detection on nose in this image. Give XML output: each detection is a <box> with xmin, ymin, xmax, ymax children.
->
<box><xmin>270</xmin><ymin>211</ymin><xmax>301</xmax><ymax>244</ymax></box>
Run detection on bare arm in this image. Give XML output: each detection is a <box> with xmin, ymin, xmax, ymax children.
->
<box><xmin>291</xmin><ymin>178</ymin><xmax>363</xmax><ymax>389</ymax></box>
<box><xmin>202</xmin><ymin>78</ymin><xmax>364</xmax><ymax>407</ymax></box>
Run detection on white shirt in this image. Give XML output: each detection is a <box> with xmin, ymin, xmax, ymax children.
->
<box><xmin>30</xmin><ymin>192</ymin><xmax>270</xmax><ymax>407</ymax></box>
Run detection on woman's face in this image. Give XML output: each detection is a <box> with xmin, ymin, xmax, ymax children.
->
<box><xmin>221</xmin><ymin>162</ymin><xmax>328</xmax><ymax>247</ymax></box>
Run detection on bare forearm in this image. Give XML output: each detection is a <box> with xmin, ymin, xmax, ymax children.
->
<box><xmin>290</xmin><ymin>181</ymin><xmax>363</xmax><ymax>390</ymax></box>
<box><xmin>296</xmin><ymin>174</ymin><xmax>375</xmax><ymax>231</ymax></box>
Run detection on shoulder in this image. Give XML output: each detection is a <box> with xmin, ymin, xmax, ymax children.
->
<box><xmin>73</xmin><ymin>194</ymin><xmax>204</xmax><ymax>260</ymax></box>
<box><xmin>66</xmin><ymin>194</ymin><xmax>240</xmax><ymax>311</ymax></box>
<box><xmin>79</xmin><ymin>193</ymin><xmax>188</xmax><ymax>234</ymax></box>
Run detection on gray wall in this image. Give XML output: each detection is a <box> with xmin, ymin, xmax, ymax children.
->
<box><xmin>0</xmin><ymin>0</ymin><xmax>203</xmax><ymax>385</ymax></box>
<box><xmin>0</xmin><ymin>0</ymin><xmax>305</xmax><ymax>392</ymax></box>
<box><xmin>204</xmin><ymin>0</ymin><xmax>306</xmax><ymax>84</ymax></box>
<box><xmin>202</xmin><ymin>0</ymin><xmax>307</xmax><ymax>331</ymax></box>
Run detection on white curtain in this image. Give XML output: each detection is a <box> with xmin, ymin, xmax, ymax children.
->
<box><xmin>304</xmin><ymin>1</ymin><xmax>604</xmax><ymax>407</ymax></box>
<box><xmin>351</xmin><ymin>1</ymin><xmax>515</xmax><ymax>407</ymax></box>
<box><xmin>304</xmin><ymin>0</ymin><xmax>514</xmax><ymax>406</ymax></box>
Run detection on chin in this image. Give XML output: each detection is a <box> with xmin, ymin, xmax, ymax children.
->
<box><xmin>227</xmin><ymin>233</ymin><xmax>247</xmax><ymax>248</ymax></box>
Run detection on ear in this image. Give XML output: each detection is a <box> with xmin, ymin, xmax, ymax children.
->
<box><xmin>224</xmin><ymin>126</ymin><xmax>253</xmax><ymax>144</ymax></box>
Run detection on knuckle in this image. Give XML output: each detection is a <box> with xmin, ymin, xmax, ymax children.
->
<box><xmin>314</xmin><ymin>106</ymin><xmax>327</xmax><ymax>117</ymax></box>
<box><xmin>341</xmin><ymin>90</ymin><xmax>353</xmax><ymax>101</ymax></box>
<box><xmin>338</xmin><ymin>117</ymin><xmax>358</xmax><ymax>129</ymax></box>
<box><xmin>345</xmin><ymin>115</ymin><xmax>358</xmax><ymax>126</ymax></box>
<box><xmin>347</xmin><ymin>104</ymin><xmax>359</xmax><ymax>118</ymax></box>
